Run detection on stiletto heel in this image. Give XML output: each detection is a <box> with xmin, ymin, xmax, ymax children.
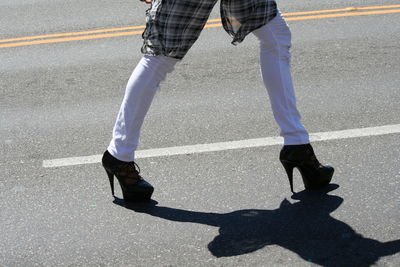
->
<box><xmin>281</xmin><ymin>160</ymin><xmax>295</xmax><ymax>193</ymax></box>
<box><xmin>105</xmin><ymin>169</ymin><xmax>115</xmax><ymax>196</ymax></box>
<box><xmin>102</xmin><ymin>150</ymin><xmax>154</xmax><ymax>202</ymax></box>
<box><xmin>279</xmin><ymin>144</ymin><xmax>334</xmax><ymax>193</ymax></box>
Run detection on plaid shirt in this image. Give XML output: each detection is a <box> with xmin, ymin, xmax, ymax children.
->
<box><xmin>141</xmin><ymin>0</ymin><xmax>277</xmax><ymax>59</ymax></box>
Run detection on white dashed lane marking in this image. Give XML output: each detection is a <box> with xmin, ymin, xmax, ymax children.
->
<box><xmin>42</xmin><ymin>124</ymin><xmax>400</xmax><ymax>168</ymax></box>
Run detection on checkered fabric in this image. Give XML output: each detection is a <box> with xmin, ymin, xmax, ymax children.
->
<box><xmin>141</xmin><ymin>0</ymin><xmax>277</xmax><ymax>59</ymax></box>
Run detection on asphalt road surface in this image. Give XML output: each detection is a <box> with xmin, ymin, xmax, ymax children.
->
<box><xmin>1</xmin><ymin>0</ymin><xmax>400</xmax><ymax>266</ymax></box>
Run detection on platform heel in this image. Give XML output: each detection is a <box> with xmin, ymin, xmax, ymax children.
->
<box><xmin>279</xmin><ymin>144</ymin><xmax>334</xmax><ymax>193</ymax></box>
<box><xmin>102</xmin><ymin>150</ymin><xmax>154</xmax><ymax>202</ymax></box>
<box><xmin>105</xmin><ymin>169</ymin><xmax>115</xmax><ymax>196</ymax></box>
<box><xmin>280</xmin><ymin>160</ymin><xmax>296</xmax><ymax>193</ymax></box>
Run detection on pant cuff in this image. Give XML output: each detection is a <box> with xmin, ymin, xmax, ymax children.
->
<box><xmin>283</xmin><ymin>133</ymin><xmax>310</xmax><ymax>146</ymax></box>
<box><xmin>107</xmin><ymin>144</ymin><xmax>136</xmax><ymax>162</ymax></box>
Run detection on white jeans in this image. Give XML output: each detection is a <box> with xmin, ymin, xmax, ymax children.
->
<box><xmin>108</xmin><ymin>12</ymin><xmax>310</xmax><ymax>162</ymax></box>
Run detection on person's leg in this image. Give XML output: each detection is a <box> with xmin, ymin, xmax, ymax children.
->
<box><xmin>107</xmin><ymin>55</ymin><xmax>179</xmax><ymax>162</ymax></box>
<box><xmin>109</xmin><ymin>0</ymin><xmax>219</xmax><ymax>162</ymax></box>
<box><xmin>252</xmin><ymin>13</ymin><xmax>334</xmax><ymax>192</ymax></box>
<box><xmin>252</xmin><ymin>11</ymin><xmax>309</xmax><ymax>145</ymax></box>
<box><xmin>103</xmin><ymin>0</ymin><xmax>221</xmax><ymax>202</ymax></box>
<box><xmin>103</xmin><ymin>0</ymin><xmax>220</xmax><ymax>202</ymax></box>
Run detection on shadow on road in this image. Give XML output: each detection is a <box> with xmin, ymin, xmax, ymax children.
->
<box><xmin>113</xmin><ymin>184</ymin><xmax>400</xmax><ymax>266</ymax></box>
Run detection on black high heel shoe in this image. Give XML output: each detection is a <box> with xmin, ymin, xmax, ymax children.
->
<box><xmin>102</xmin><ymin>150</ymin><xmax>154</xmax><ymax>202</ymax></box>
<box><xmin>279</xmin><ymin>144</ymin><xmax>334</xmax><ymax>193</ymax></box>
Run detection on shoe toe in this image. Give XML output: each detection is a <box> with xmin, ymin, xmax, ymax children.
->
<box><xmin>135</xmin><ymin>180</ymin><xmax>154</xmax><ymax>192</ymax></box>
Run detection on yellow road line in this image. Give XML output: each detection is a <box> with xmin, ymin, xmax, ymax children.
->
<box><xmin>189</xmin><ymin>4</ymin><xmax>400</xmax><ymax>24</ymax></box>
<box><xmin>0</xmin><ymin>30</ymin><xmax>144</xmax><ymax>48</ymax></box>
<box><xmin>283</xmin><ymin>4</ymin><xmax>400</xmax><ymax>16</ymax></box>
<box><xmin>2</xmin><ymin>4</ymin><xmax>399</xmax><ymax>44</ymax></box>
<box><xmin>1</xmin><ymin>6</ymin><xmax>399</xmax><ymax>49</ymax></box>
<box><xmin>0</xmin><ymin>25</ymin><xmax>147</xmax><ymax>44</ymax></box>
<box><xmin>285</xmin><ymin>9</ymin><xmax>400</xmax><ymax>21</ymax></box>
<box><xmin>1</xmin><ymin>4</ymin><xmax>399</xmax><ymax>44</ymax></box>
